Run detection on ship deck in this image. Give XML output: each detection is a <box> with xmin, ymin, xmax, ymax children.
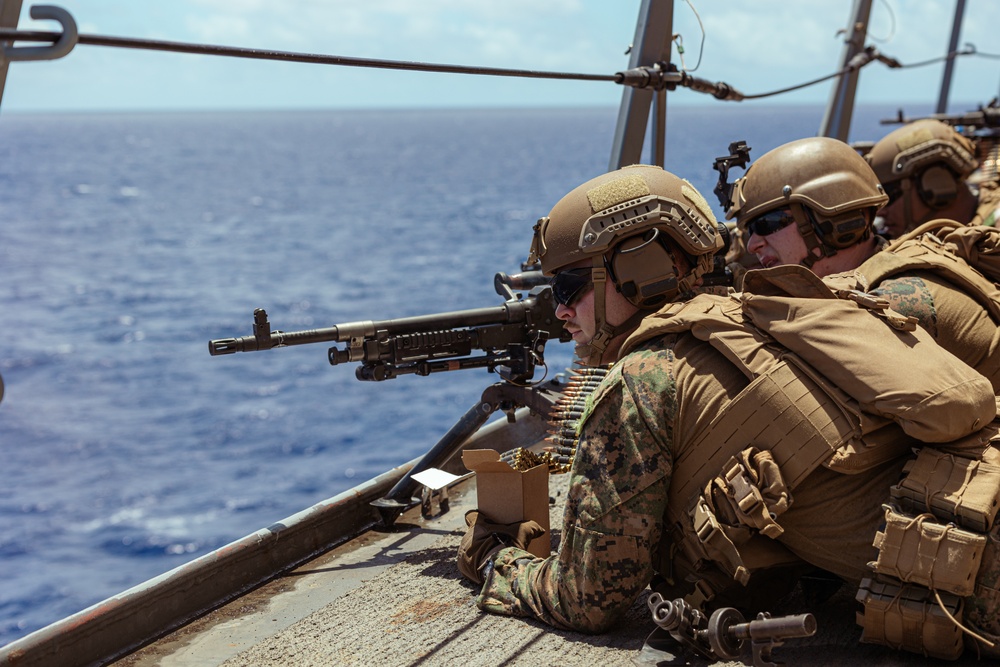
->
<box><xmin>113</xmin><ymin>471</ymin><xmax>957</xmax><ymax>667</ymax></box>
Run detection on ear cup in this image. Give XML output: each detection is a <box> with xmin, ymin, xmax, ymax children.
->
<box><xmin>609</xmin><ymin>229</ymin><xmax>680</xmax><ymax>308</ymax></box>
<box><xmin>798</xmin><ymin>204</ymin><xmax>869</xmax><ymax>251</ymax></box>
<box><xmin>917</xmin><ymin>166</ymin><xmax>958</xmax><ymax>209</ymax></box>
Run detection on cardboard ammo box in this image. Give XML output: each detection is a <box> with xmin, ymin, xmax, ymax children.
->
<box><xmin>462</xmin><ymin>449</ymin><xmax>550</xmax><ymax>558</ymax></box>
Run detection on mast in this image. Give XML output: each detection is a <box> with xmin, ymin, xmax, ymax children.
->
<box><xmin>0</xmin><ymin>0</ymin><xmax>24</xmax><ymax>107</ymax></box>
<box><xmin>936</xmin><ymin>0</ymin><xmax>967</xmax><ymax>114</ymax></box>
<box><xmin>608</xmin><ymin>0</ymin><xmax>674</xmax><ymax>170</ymax></box>
<box><xmin>819</xmin><ymin>0</ymin><xmax>873</xmax><ymax>140</ymax></box>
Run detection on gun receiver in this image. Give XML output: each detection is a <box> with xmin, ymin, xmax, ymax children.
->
<box><xmin>646</xmin><ymin>593</ymin><xmax>816</xmax><ymax>667</ymax></box>
<box><xmin>881</xmin><ymin>100</ymin><xmax>1000</xmax><ymax>135</ymax></box>
<box><xmin>208</xmin><ymin>272</ymin><xmax>569</xmax><ymax>385</ymax></box>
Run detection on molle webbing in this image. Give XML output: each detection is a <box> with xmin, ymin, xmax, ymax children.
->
<box><xmin>890</xmin><ymin>447</ymin><xmax>1000</xmax><ymax>533</ymax></box>
<box><xmin>858</xmin><ymin>447</ymin><xmax>1000</xmax><ymax>658</ymax></box>
<box><xmin>626</xmin><ymin>266</ymin><xmax>996</xmax><ymax>609</ymax></box>
<box><xmin>667</xmin><ymin>360</ymin><xmax>853</xmax><ymax>512</ymax></box>
<box><xmin>666</xmin><ymin>360</ymin><xmax>855</xmax><ymax>595</ymax></box>
<box><xmin>855</xmin><ymin>578</ymin><xmax>965</xmax><ymax>660</ymax></box>
<box><xmin>871</xmin><ymin>505</ymin><xmax>986</xmax><ymax>597</ymax></box>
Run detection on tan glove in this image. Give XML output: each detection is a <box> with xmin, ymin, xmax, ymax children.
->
<box><xmin>456</xmin><ymin>510</ymin><xmax>545</xmax><ymax>585</ymax></box>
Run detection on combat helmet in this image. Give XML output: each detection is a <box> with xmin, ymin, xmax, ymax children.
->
<box><xmin>527</xmin><ymin>164</ymin><xmax>721</xmax><ymax>360</ymax></box>
<box><xmin>727</xmin><ymin>137</ymin><xmax>888</xmax><ymax>268</ymax></box>
<box><xmin>866</xmin><ymin>119</ymin><xmax>978</xmax><ymax>209</ymax></box>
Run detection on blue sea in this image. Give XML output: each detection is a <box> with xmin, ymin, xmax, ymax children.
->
<box><xmin>0</xmin><ymin>103</ymin><xmax>935</xmax><ymax>646</ymax></box>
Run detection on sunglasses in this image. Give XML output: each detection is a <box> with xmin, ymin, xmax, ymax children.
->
<box><xmin>882</xmin><ymin>181</ymin><xmax>904</xmax><ymax>207</ymax></box>
<box><xmin>745</xmin><ymin>209</ymin><xmax>796</xmax><ymax>237</ymax></box>
<box><xmin>551</xmin><ymin>267</ymin><xmax>593</xmax><ymax>307</ymax></box>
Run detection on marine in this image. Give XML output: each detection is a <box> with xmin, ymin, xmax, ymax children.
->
<box><xmin>731</xmin><ymin>135</ymin><xmax>1000</xmax><ymax>393</ymax></box>
<box><xmin>455</xmin><ymin>164</ymin><xmax>1000</xmax><ymax>660</ymax></box>
<box><xmin>866</xmin><ymin>118</ymin><xmax>1000</xmax><ymax>238</ymax></box>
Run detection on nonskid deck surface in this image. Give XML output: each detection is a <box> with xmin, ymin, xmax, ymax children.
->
<box><xmin>116</xmin><ymin>471</ymin><xmax>960</xmax><ymax>667</ymax></box>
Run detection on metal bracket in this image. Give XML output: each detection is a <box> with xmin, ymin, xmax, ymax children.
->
<box><xmin>2</xmin><ymin>4</ymin><xmax>77</xmax><ymax>62</ymax></box>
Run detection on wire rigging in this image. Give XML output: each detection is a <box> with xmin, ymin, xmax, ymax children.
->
<box><xmin>673</xmin><ymin>0</ymin><xmax>706</xmax><ymax>73</ymax></box>
<box><xmin>0</xmin><ymin>26</ymin><xmax>997</xmax><ymax>102</ymax></box>
<box><xmin>0</xmin><ymin>29</ymin><xmax>616</xmax><ymax>83</ymax></box>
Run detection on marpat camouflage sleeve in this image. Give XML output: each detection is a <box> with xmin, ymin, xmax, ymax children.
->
<box><xmin>476</xmin><ymin>342</ymin><xmax>677</xmax><ymax>632</ymax></box>
<box><xmin>871</xmin><ymin>271</ymin><xmax>1000</xmax><ymax>389</ymax></box>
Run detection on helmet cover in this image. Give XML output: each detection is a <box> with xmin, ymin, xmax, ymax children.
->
<box><xmin>528</xmin><ymin>164</ymin><xmax>721</xmax><ymax>306</ymax></box>
<box><xmin>866</xmin><ymin>118</ymin><xmax>978</xmax><ymax>186</ymax></box>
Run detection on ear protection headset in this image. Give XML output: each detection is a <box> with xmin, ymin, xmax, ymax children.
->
<box><xmin>793</xmin><ymin>203</ymin><xmax>871</xmax><ymax>251</ymax></box>
<box><xmin>916</xmin><ymin>165</ymin><xmax>959</xmax><ymax>209</ymax></box>
<box><xmin>606</xmin><ymin>228</ymin><xmax>680</xmax><ymax>309</ymax></box>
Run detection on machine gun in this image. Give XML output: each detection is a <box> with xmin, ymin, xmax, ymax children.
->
<box><xmin>881</xmin><ymin>99</ymin><xmax>1000</xmax><ymax>137</ymax></box>
<box><xmin>209</xmin><ymin>270</ymin><xmax>566</xmax><ymax>384</ymax></box>
<box><xmin>645</xmin><ymin>593</ymin><xmax>816</xmax><ymax>667</ymax></box>
<box><xmin>209</xmin><ymin>271</ymin><xmax>571</xmax><ymax>525</ymax></box>
<box><xmin>879</xmin><ymin>101</ymin><xmax>1000</xmax><ymax>181</ymax></box>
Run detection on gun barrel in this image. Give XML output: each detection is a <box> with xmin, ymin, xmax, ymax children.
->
<box><xmin>208</xmin><ymin>304</ymin><xmax>524</xmax><ymax>356</ymax></box>
<box><xmin>732</xmin><ymin>613</ymin><xmax>817</xmax><ymax>641</ymax></box>
<box><xmin>372</xmin><ymin>304</ymin><xmax>519</xmax><ymax>336</ymax></box>
<box><xmin>207</xmin><ymin>285</ymin><xmax>566</xmax><ymax>390</ymax></box>
<box><xmin>208</xmin><ymin>325</ymin><xmax>345</xmax><ymax>355</ymax></box>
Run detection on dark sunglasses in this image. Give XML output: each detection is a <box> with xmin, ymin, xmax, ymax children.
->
<box><xmin>551</xmin><ymin>267</ymin><xmax>593</xmax><ymax>307</ymax></box>
<box><xmin>882</xmin><ymin>181</ymin><xmax>904</xmax><ymax>207</ymax></box>
<box><xmin>745</xmin><ymin>209</ymin><xmax>796</xmax><ymax>237</ymax></box>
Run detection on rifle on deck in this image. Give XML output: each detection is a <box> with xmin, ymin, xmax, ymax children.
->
<box><xmin>645</xmin><ymin>593</ymin><xmax>816</xmax><ymax>667</ymax></box>
<box><xmin>208</xmin><ymin>270</ymin><xmax>571</xmax><ymax>524</ymax></box>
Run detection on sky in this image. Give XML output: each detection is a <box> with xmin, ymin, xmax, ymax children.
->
<box><xmin>2</xmin><ymin>0</ymin><xmax>999</xmax><ymax>113</ymax></box>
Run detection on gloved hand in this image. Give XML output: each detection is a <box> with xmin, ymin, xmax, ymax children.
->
<box><xmin>456</xmin><ymin>510</ymin><xmax>545</xmax><ymax>585</ymax></box>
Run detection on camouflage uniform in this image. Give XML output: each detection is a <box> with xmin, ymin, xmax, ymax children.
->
<box><xmin>477</xmin><ymin>331</ymin><xmax>995</xmax><ymax>636</ymax></box>
<box><xmin>821</xmin><ymin>228</ymin><xmax>1000</xmax><ymax>392</ymax></box>
<box><xmin>865</xmin><ymin>272</ymin><xmax>1000</xmax><ymax>391</ymax></box>
<box><xmin>972</xmin><ymin>179</ymin><xmax>1000</xmax><ymax>228</ymax></box>
<box><xmin>478</xmin><ymin>339</ymin><xmax>680</xmax><ymax>632</ymax></box>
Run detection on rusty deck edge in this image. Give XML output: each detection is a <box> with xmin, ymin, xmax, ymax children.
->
<box><xmin>0</xmin><ymin>461</ymin><xmax>410</xmax><ymax>667</ymax></box>
<box><xmin>0</xmin><ymin>408</ymin><xmax>549</xmax><ymax>667</ymax></box>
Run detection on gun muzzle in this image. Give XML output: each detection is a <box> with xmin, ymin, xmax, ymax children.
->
<box><xmin>209</xmin><ymin>338</ymin><xmax>238</xmax><ymax>355</ymax></box>
<box><xmin>208</xmin><ymin>337</ymin><xmax>256</xmax><ymax>355</ymax></box>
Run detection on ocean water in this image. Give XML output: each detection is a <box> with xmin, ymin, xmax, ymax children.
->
<box><xmin>0</xmin><ymin>103</ymin><xmax>931</xmax><ymax>646</ymax></box>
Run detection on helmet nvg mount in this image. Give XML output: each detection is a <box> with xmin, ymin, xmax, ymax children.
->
<box><xmin>727</xmin><ymin>136</ymin><xmax>888</xmax><ymax>267</ymax></box>
<box><xmin>527</xmin><ymin>164</ymin><xmax>722</xmax><ymax>360</ymax></box>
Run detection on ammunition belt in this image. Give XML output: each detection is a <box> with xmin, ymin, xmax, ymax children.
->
<box><xmin>500</xmin><ymin>365</ymin><xmax>610</xmax><ymax>474</ymax></box>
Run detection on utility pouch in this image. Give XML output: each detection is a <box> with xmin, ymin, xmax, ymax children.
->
<box><xmin>856</xmin><ymin>576</ymin><xmax>964</xmax><ymax>660</ymax></box>
<box><xmin>871</xmin><ymin>505</ymin><xmax>986</xmax><ymax>597</ymax></box>
<box><xmin>890</xmin><ymin>447</ymin><xmax>1000</xmax><ymax>532</ymax></box>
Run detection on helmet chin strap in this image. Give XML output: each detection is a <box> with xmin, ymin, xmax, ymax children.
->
<box><xmin>574</xmin><ymin>260</ymin><xmax>647</xmax><ymax>366</ymax></box>
<box><xmin>789</xmin><ymin>203</ymin><xmax>837</xmax><ymax>270</ymax></box>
